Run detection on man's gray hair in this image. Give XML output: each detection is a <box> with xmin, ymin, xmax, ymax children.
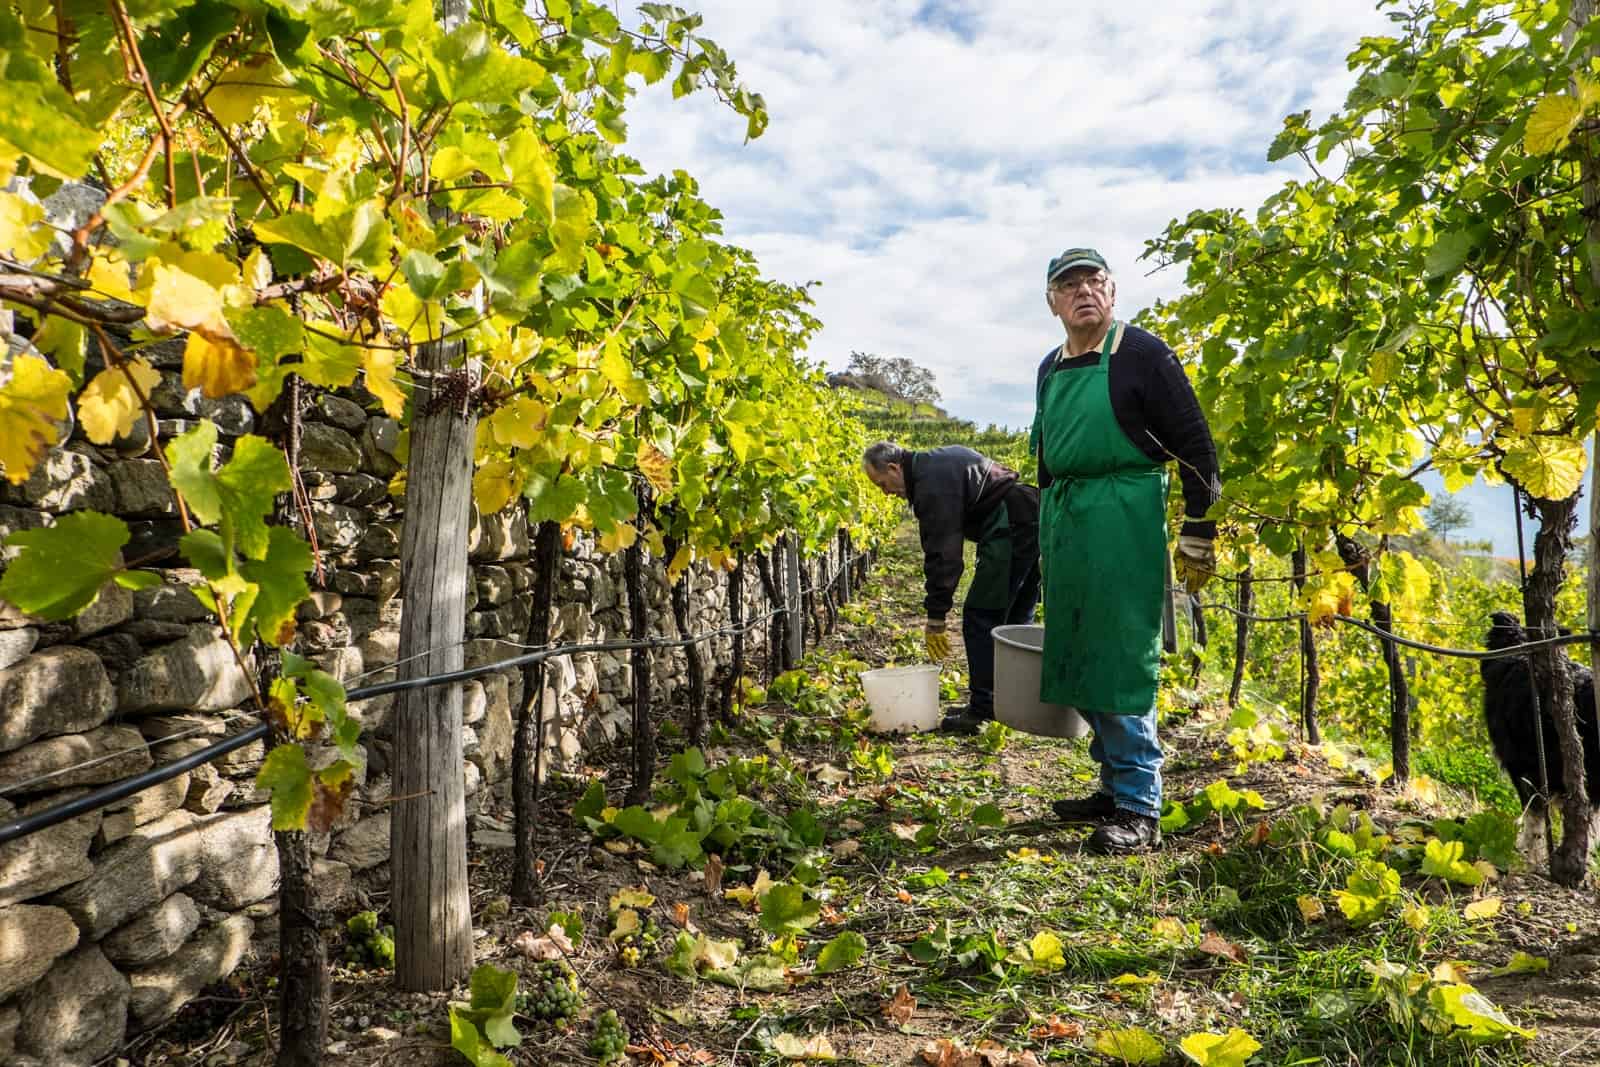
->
<box><xmin>862</xmin><ymin>441</ymin><xmax>902</xmax><ymax>472</ymax></box>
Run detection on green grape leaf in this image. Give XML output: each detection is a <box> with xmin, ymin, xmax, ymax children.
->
<box><xmin>1335</xmin><ymin>858</ymin><xmax>1401</xmax><ymax>925</ymax></box>
<box><xmin>256</xmin><ymin>744</ymin><xmax>314</xmax><ymax>831</ymax></box>
<box><xmin>239</xmin><ymin>527</ymin><xmax>314</xmax><ymax>646</ymax></box>
<box><xmin>758</xmin><ymin>883</ymin><xmax>820</xmax><ymax>935</ymax></box>
<box><xmin>1420</xmin><ymin>837</ymin><xmax>1484</xmax><ymax>886</ymax></box>
<box><xmin>448</xmin><ymin>1006</ymin><xmax>513</xmax><ymax>1067</ymax></box>
<box><xmin>1524</xmin><ymin>94</ymin><xmax>1581</xmax><ymax>155</ymax></box>
<box><xmin>0</xmin><ymin>511</ymin><xmax>132</xmax><ymax>620</ymax></box>
<box><xmin>1426</xmin><ymin>983</ymin><xmax>1535</xmax><ymax>1043</ymax></box>
<box><xmin>813</xmin><ymin>931</ymin><xmax>866</xmax><ymax>974</ymax></box>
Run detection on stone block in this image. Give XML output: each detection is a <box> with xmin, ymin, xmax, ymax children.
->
<box><xmin>299</xmin><ymin>422</ymin><xmax>362</xmax><ymax>473</ymax></box>
<box><xmin>0</xmin><ymin>626</ymin><xmax>38</xmax><ymax>671</ymax></box>
<box><xmin>0</xmin><ymin>505</ymin><xmax>47</xmax><ymax>565</ymax></box>
<box><xmin>462</xmin><ymin>679</ymin><xmax>486</xmax><ymax>725</ymax></box>
<box><xmin>296</xmin><ymin>590</ymin><xmax>343</xmax><ymax>621</ymax></box>
<box><xmin>360</xmin><ymin>417</ymin><xmax>403</xmax><ymax>478</ymax></box>
<box><xmin>107</xmin><ymin>459</ymin><xmax>177</xmax><ymax>517</ymax></box>
<box><xmin>0</xmin><ymin>1002</ymin><xmax>16</xmax><ymax>1063</ymax></box>
<box><xmin>188</xmin><ymin>808</ymin><xmax>277</xmax><ymax>910</ymax></box>
<box><xmin>132</xmin><ymin>582</ymin><xmax>211</xmax><ymax>622</ymax></box>
<box><xmin>356</xmin><ymin>520</ymin><xmax>400</xmax><ymax>560</ymax></box>
<box><xmin>0</xmin><ymin>647</ymin><xmax>115</xmax><ymax>754</ymax></box>
<box><xmin>311</xmin><ymin>395</ymin><xmax>367</xmax><ymax>433</ymax></box>
<box><xmin>70</xmin><ymin>580</ymin><xmax>132</xmax><ymax>639</ymax></box>
<box><xmin>314</xmin><ymin>645</ymin><xmax>364</xmax><ymax>684</ymax></box>
<box><xmin>138</xmin><ymin>713</ymin><xmax>228</xmax><ymax>741</ymax></box>
<box><xmin>127</xmin><ymin>914</ymin><xmax>253</xmax><ymax>1030</ymax></box>
<box><xmin>0</xmin><ymin>904</ymin><xmax>80</xmax><ymax>1000</ymax></box>
<box><xmin>118</xmin><ymin>624</ymin><xmax>255</xmax><ymax>713</ymax></box>
<box><xmin>0</xmin><ymin>724</ymin><xmax>151</xmax><ymax>795</ymax></box>
<box><xmin>468</xmin><ymin>505</ymin><xmax>529</xmax><ymax>562</ymax></box>
<box><xmin>96</xmin><ymin>808</ymin><xmax>137</xmax><ymax>847</ymax></box>
<box><xmin>310</xmin><ymin>501</ymin><xmax>366</xmax><ymax>552</ymax></box>
<box><xmin>473</xmin><ymin>674</ymin><xmax>514</xmax><ymax>785</ymax></box>
<box><xmin>112</xmin><ymin>773</ymin><xmax>190</xmax><ymax>827</ymax></box>
<box><xmin>101</xmin><ymin>893</ymin><xmax>200</xmax><ymax>966</ymax></box>
<box><xmin>7</xmin><ymin>449</ymin><xmax>113</xmax><ymax>512</ymax></box>
<box><xmin>311</xmin><ymin>858</ymin><xmax>352</xmax><ymax>910</ymax></box>
<box><xmin>52</xmin><ymin>810</ymin><xmax>205</xmax><ymax>939</ymax></box>
<box><xmin>14</xmin><ymin>945</ymin><xmax>128</xmax><ymax>1067</ymax></box>
<box><xmin>330</xmin><ymin>813</ymin><xmax>390</xmax><ymax>871</ymax></box>
<box><xmin>183</xmin><ymin>763</ymin><xmax>234</xmax><ymax>814</ymax></box>
<box><xmin>334</xmin><ymin>473</ymin><xmax>388</xmax><ymax>507</ymax></box>
<box><xmin>475</xmin><ymin>566</ymin><xmax>514</xmax><ymax>607</ymax></box>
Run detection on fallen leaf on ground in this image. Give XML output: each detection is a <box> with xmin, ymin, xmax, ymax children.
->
<box><xmin>1247</xmin><ymin>820</ymin><xmax>1271</xmax><ymax>847</ymax></box>
<box><xmin>841</xmin><ymin>817</ymin><xmax>866</xmax><ymax>832</ymax></box>
<box><xmin>891</xmin><ymin>822</ymin><xmax>926</xmax><ymax>842</ymax></box>
<box><xmin>511</xmin><ymin>924</ymin><xmax>573</xmax><ymax>961</ymax></box>
<box><xmin>1197</xmin><ymin>932</ymin><xmax>1248</xmax><ymax>964</ymax></box>
<box><xmin>1029</xmin><ymin>1015</ymin><xmax>1084</xmax><ymax>1039</ymax></box>
<box><xmin>703</xmin><ymin>854</ymin><xmax>724</xmax><ymax>897</ymax></box>
<box><xmin>883</xmin><ymin>985</ymin><xmax>916</xmax><ymax>1026</ymax></box>
<box><xmin>670</xmin><ymin>901</ymin><xmax>694</xmax><ymax>929</ymax></box>
<box><xmin>772</xmin><ymin>1033</ymin><xmax>837</xmax><ymax>1060</ymax></box>
<box><xmin>1464</xmin><ymin>897</ymin><xmax>1502</xmax><ymax>921</ymax></box>
<box><xmin>831</xmin><ymin>839</ymin><xmax>861</xmax><ymax>859</ymax></box>
<box><xmin>816</xmin><ymin>764</ymin><xmax>850</xmax><ymax>786</ymax></box>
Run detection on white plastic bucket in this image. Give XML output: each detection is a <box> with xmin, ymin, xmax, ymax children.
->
<box><xmin>992</xmin><ymin>624</ymin><xmax>1089</xmax><ymax>738</ymax></box>
<box><xmin>860</xmin><ymin>664</ymin><xmax>942</xmax><ymax>734</ymax></box>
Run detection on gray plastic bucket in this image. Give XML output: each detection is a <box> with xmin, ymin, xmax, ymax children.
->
<box><xmin>992</xmin><ymin>624</ymin><xmax>1089</xmax><ymax>739</ymax></box>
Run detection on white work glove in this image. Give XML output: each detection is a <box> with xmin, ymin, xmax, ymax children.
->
<box><xmin>1174</xmin><ymin>535</ymin><xmax>1216</xmax><ymax>593</ymax></box>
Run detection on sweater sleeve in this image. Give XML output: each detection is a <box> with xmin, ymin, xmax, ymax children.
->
<box><xmin>1140</xmin><ymin>343</ymin><xmax>1221</xmax><ymax>539</ymax></box>
<box><xmin>915</xmin><ymin>483</ymin><xmax>966</xmax><ymax>620</ymax></box>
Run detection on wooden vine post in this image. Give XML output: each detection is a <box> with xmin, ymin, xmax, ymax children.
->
<box><xmin>511</xmin><ymin>519</ymin><xmax>561</xmax><ymax>905</ymax></box>
<box><xmin>1228</xmin><ymin>565</ymin><xmax>1252</xmax><ymax>708</ymax></box>
<box><xmin>1291</xmin><ymin>542</ymin><xmax>1321</xmax><ymax>744</ymax></box>
<box><xmin>390</xmin><ymin>336</ymin><xmax>475</xmax><ymax>991</ymax></box>
<box><xmin>721</xmin><ymin>554</ymin><xmax>745</xmax><ymax>724</ymax></box>
<box><xmin>625</xmin><ymin>480</ymin><xmax>656</xmax><ymax>806</ymax></box>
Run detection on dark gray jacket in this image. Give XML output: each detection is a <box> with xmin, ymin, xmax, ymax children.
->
<box><xmin>900</xmin><ymin>446</ymin><xmax>1021</xmax><ymax>619</ymax></box>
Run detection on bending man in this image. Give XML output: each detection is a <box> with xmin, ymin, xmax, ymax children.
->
<box><xmin>862</xmin><ymin>442</ymin><xmax>1041</xmax><ymax>734</ymax></box>
<box><xmin>1030</xmin><ymin>248</ymin><xmax>1220</xmax><ymax>853</ymax></box>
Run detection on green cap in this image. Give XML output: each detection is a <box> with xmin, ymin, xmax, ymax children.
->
<box><xmin>1046</xmin><ymin>248</ymin><xmax>1109</xmax><ymax>284</ymax></box>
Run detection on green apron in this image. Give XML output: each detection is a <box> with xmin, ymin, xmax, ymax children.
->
<box><xmin>966</xmin><ymin>505</ymin><xmax>1012</xmax><ymax>613</ymax></box>
<box><xmin>1037</xmin><ymin>322</ymin><xmax>1168</xmax><ymax>714</ymax></box>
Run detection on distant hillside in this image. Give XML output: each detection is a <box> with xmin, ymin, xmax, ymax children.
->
<box><xmin>833</xmin><ymin>380</ymin><xmax>1034</xmax><ymax>477</ymax></box>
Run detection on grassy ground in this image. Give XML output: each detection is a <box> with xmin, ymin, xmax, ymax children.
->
<box><xmin>134</xmin><ymin>525</ymin><xmax>1600</xmax><ymax>1067</ymax></box>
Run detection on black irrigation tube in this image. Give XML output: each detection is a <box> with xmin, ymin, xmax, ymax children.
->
<box><xmin>0</xmin><ymin>608</ymin><xmax>794</xmax><ymax>848</ymax></box>
<box><xmin>1194</xmin><ymin>599</ymin><xmax>1600</xmax><ymax>661</ymax></box>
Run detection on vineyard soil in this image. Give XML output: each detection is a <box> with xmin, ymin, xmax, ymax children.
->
<box><xmin>129</xmin><ymin>527</ymin><xmax>1600</xmax><ymax>1067</ymax></box>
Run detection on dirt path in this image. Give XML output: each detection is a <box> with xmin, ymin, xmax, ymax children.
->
<box><xmin>132</xmin><ymin>526</ymin><xmax>1600</xmax><ymax>1067</ymax></box>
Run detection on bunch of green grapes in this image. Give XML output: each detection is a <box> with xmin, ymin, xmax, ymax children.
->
<box><xmin>517</xmin><ymin>960</ymin><xmax>583</xmax><ymax>1023</ymax></box>
<box><xmin>588</xmin><ymin>1009</ymin><xmax>628</xmax><ymax>1065</ymax></box>
<box><xmin>342</xmin><ymin>911</ymin><xmax>395</xmax><ymax>970</ymax></box>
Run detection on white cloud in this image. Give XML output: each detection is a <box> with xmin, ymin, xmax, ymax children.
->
<box><xmin>620</xmin><ymin>1</ymin><xmax>1396</xmax><ymax>428</ymax></box>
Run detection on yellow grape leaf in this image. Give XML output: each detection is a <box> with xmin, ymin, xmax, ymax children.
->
<box><xmin>142</xmin><ymin>259</ymin><xmax>232</xmax><ymax>337</ymax></box>
<box><xmin>1500</xmin><ymin>433</ymin><xmax>1586</xmax><ymax>500</ymax></box>
<box><xmin>771</xmin><ymin>1033</ymin><xmax>836</xmax><ymax>1061</ymax></box>
<box><xmin>1511</xmin><ymin>405</ymin><xmax>1537</xmax><ymax>436</ymax></box>
<box><xmin>1524</xmin><ymin>93</ymin><xmax>1582</xmax><ymax>155</ymax></box>
<box><xmin>1028</xmin><ymin>930</ymin><xmax>1066</xmax><ymax>971</ymax></box>
<box><xmin>183</xmin><ymin>331</ymin><xmax>256</xmax><ymax>398</ymax></box>
<box><xmin>1296</xmin><ymin>895</ymin><xmax>1325</xmax><ymax>923</ymax></box>
<box><xmin>1151</xmin><ymin>916</ymin><xmax>1187</xmax><ymax>944</ymax></box>
<box><xmin>78</xmin><ymin>359</ymin><xmax>161</xmax><ymax>444</ymax></box>
<box><xmin>596</xmin><ymin>523</ymin><xmax>639</xmax><ymax>553</ymax></box>
<box><xmin>486</xmin><ymin>397</ymin><xmax>547</xmax><ymax>449</ymax></box>
<box><xmin>0</xmin><ymin>354</ymin><xmax>72</xmax><ymax>484</ymax></box>
<box><xmin>637</xmin><ymin>441</ymin><xmax>673</xmax><ymax>495</ymax></box>
<box><xmin>87</xmin><ymin>249</ymin><xmax>136</xmax><ymax>303</ymax></box>
<box><xmin>608</xmin><ymin>908</ymin><xmax>641</xmax><ymax>940</ymax></box>
<box><xmin>1304</xmin><ymin>572</ymin><xmax>1358</xmax><ymax>627</ymax></box>
<box><xmin>1401</xmin><ymin>904</ymin><xmax>1430</xmax><ymax>931</ymax></box>
<box><xmin>1108</xmin><ymin>972</ymin><xmax>1162</xmax><ymax>988</ymax></box>
<box><xmin>1433</xmin><ymin>960</ymin><xmax>1472</xmax><ymax>984</ymax></box>
<box><xmin>206</xmin><ymin>55</ymin><xmax>299</xmax><ymax>126</ymax></box>
<box><xmin>0</xmin><ymin>191</ymin><xmax>51</xmax><ymax>260</ymax></box>
<box><xmin>1370</xmin><ymin>349</ymin><xmax>1398</xmax><ymax>386</ymax></box>
<box><xmin>667</xmin><ymin>545</ymin><xmax>693</xmax><ymax>584</ymax></box>
<box><xmin>611</xmin><ymin>886</ymin><xmax>656</xmax><ymax>910</ymax></box>
<box><xmin>473</xmin><ymin>458</ymin><xmax>522</xmax><ymax>515</ymax></box>
<box><xmin>1463</xmin><ymin>898</ymin><xmax>1502</xmax><ymax>921</ymax></box>
<box><xmin>1093</xmin><ymin>1027</ymin><xmax>1164</xmax><ymax>1065</ymax></box>
<box><xmin>363</xmin><ymin>346</ymin><xmax>407</xmax><ymax>418</ymax></box>
<box><xmin>1179</xmin><ymin>1028</ymin><xmax>1261</xmax><ymax>1067</ymax></box>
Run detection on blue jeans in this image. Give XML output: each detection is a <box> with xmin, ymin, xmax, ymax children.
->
<box><xmin>1082</xmin><ymin>709</ymin><xmax>1163</xmax><ymax>819</ymax></box>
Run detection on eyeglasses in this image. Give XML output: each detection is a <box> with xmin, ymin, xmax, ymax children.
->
<box><xmin>1049</xmin><ymin>274</ymin><xmax>1109</xmax><ymax>293</ymax></box>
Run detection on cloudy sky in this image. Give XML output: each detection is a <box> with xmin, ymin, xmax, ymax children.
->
<box><xmin>622</xmin><ymin>1</ymin><xmax>1548</xmax><ymax>554</ymax></box>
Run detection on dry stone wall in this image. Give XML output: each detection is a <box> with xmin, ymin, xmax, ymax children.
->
<box><xmin>1</xmin><ymin>310</ymin><xmax>846</xmax><ymax>1064</ymax></box>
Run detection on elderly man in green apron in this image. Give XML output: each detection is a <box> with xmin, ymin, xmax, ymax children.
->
<box><xmin>1030</xmin><ymin>248</ymin><xmax>1220</xmax><ymax>853</ymax></box>
<box><xmin>862</xmin><ymin>442</ymin><xmax>1041</xmax><ymax>734</ymax></box>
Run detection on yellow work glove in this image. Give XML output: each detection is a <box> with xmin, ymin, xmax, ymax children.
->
<box><xmin>924</xmin><ymin>619</ymin><xmax>951</xmax><ymax>660</ymax></box>
<box><xmin>1174</xmin><ymin>535</ymin><xmax>1216</xmax><ymax>593</ymax></box>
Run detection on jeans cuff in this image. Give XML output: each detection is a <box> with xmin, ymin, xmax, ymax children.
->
<box><xmin>1116</xmin><ymin>802</ymin><xmax>1161</xmax><ymax>821</ymax></box>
